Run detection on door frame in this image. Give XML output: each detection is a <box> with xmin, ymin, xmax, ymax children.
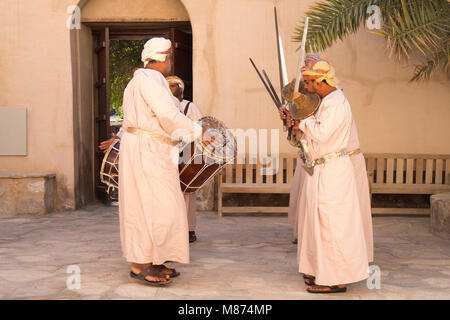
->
<box><xmin>89</xmin><ymin>22</ymin><xmax>192</xmax><ymax>201</ymax></box>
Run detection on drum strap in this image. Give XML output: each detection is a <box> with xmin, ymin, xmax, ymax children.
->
<box><xmin>183</xmin><ymin>102</ymin><xmax>192</xmax><ymax>115</ymax></box>
<box><xmin>126</xmin><ymin>127</ymin><xmax>178</xmax><ymax>146</ymax></box>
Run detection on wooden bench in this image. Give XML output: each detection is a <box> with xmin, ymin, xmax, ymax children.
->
<box><xmin>365</xmin><ymin>153</ymin><xmax>450</xmax><ymax>214</ymax></box>
<box><xmin>218</xmin><ymin>153</ymin><xmax>297</xmax><ymax>216</ymax></box>
<box><xmin>218</xmin><ymin>153</ymin><xmax>450</xmax><ymax>216</ymax></box>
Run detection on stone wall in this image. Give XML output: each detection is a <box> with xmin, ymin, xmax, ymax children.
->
<box><xmin>0</xmin><ymin>173</ymin><xmax>56</xmax><ymax>215</ymax></box>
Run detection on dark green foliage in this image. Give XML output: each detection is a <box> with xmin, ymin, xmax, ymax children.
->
<box><xmin>109</xmin><ymin>40</ymin><xmax>146</xmax><ymax>118</ymax></box>
<box><xmin>293</xmin><ymin>0</ymin><xmax>449</xmax><ymax>81</ymax></box>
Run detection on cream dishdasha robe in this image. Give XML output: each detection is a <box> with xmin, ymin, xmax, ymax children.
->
<box><xmin>118</xmin><ymin>68</ymin><xmax>201</xmax><ymax>265</ymax></box>
<box><xmin>297</xmin><ymin>89</ymin><xmax>369</xmax><ymax>286</ymax></box>
<box><xmin>347</xmin><ymin>120</ymin><xmax>374</xmax><ymax>263</ymax></box>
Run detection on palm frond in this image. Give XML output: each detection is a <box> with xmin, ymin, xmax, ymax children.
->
<box><xmin>293</xmin><ymin>0</ymin><xmax>450</xmax><ymax>81</ymax></box>
<box><xmin>410</xmin><ymin>41</ymin><xmax>450</xmax><ymax>81</ymax></box>
<box><xmin>379</xmin><ymin>0</ymin><xmax>450</xmax><ymax>61</ymax></box>
<box><xmin>293</xmin><ymin>0</ymin><xmax>374</xmax><ymax>52</ymax></box>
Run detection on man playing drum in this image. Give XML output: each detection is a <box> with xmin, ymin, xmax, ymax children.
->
<box><xmin>99</xmin><ymin>38</ymin><xmax>202</xmax><ymax>286</ymax></box>
<box><xmin>167</xmin><ymin>75</ymin><xmax>203</xmax><ymax>243</ymax></box>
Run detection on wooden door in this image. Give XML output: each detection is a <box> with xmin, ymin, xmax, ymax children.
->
<box><xmin>93</xmin><ymin>27</ymin><xmax>111</xmax><ymax>200</ymax></box>
<box><xmin>92</xmin><ymin>25</ymin><xmax>192</xmax><ymax>201</ymax></box>
<box><xmin>171</xmin><ymin>28</ymin><xmax>193</xmax><ymax>101</ymax></box>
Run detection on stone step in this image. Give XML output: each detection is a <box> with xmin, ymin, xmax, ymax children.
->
<box><xmin>0</xmin><ymin>172</ymin><xmax>56</xmax><ymax>215</ymax></box>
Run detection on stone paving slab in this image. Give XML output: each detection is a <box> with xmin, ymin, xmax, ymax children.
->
<box><xmin>0</xmin><ymin>204</ymin><xmax>449</xmax><ymax>300</ymax></box>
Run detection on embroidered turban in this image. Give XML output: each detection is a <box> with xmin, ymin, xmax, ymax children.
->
<box><xmin>301</xmin><ymin>54</ymin><xmax>338</xmax><ymax>88</ymax></box>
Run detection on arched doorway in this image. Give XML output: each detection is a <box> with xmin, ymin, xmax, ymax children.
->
<box><xmin>73</xmin><ymin>0</ymin><xmax>193</xmax><ymax>203</ymax></box>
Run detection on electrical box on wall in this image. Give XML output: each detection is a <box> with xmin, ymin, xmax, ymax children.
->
<box><xmin>0</xmin><ymin>107</ymin><xmax>27</xmax><ymax>156</ymax></box>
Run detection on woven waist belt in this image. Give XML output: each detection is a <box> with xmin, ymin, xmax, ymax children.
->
<box><xmin>312</xmin><ymin>148</ymin><xmax>361</xmax><ymax>167</ymax></box>
<box><xmin>126</xmin><ymin>127</ymin><xmax>178</xmax><ymax>146</ymax></box>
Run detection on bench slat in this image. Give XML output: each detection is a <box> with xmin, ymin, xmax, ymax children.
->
<box><xmin>406</xmin><ymin>159</ymin><xmax>414</xmax><ymax>184</ymax></box>
<box><xmin>435</xmin><ymin>159</ymin><xmax>443</xmax><ymax>184</ymax></box>
<box><xmin>396</xmin><ymin>158</ymin><xmax>404</xmax><ymax>184</ymax></box>
<box><xmin>256</xmin><ymin>159</ymin><xmax>262</xmax><ymax>184</ymax></box>
<box><xmin>371</xmin><ymin>208</ymin><xmax>430</xmax><ymax>215</ymax></box>
<box><xmin>220</xmin><ymin>183</ymin><xmax>291</xmax><ymax>193</ymax></box>
<box><xmin>277</xmin><ymin>157</ymin><xmax>284</xmax><ymax>185</ymax></box>
<box><xmin>445</xmin><ymin>159</ymin><xmax>450</xmax><ymax>185</ymax></box>
<box><xmin>386</xmin><ymin>158</ymin><xmax>394</xmax><ymax>183</ymax></box>
<box><xmin>371</xmin><ymin>183</ymin><xmax>450</xmax><ymax>194</ymax></box>
<box><xmin>365</xmin><ymin>153</ymin><xmax>450</xmax><ymax>159</ymax></box>
<box><xmin>221</xmin><ymin>206</ymin><xmax>289</xmax><ymax>214</ymax></box>
<box><xmin>235</xmin><ymin>155</ymin><xmax>243</xmax><ymax>184</ymax></box>
<box><xmin>265</xmin><ymin>158</ymin><xmax>274</xmax><ymax>185</ymax></box>
<box><xmin>416</xmin><ymin>159</ymin><xmax>424</xmax><ymax>184</ymax></box>
<box><xmin>425</xmin><ymin>159</ymin><xmax>434</xmax><ymax>184</ymax></box>
<box><xmin>367</xmin><ymin>158</ymin><xmax>375</xmax><ymax>184</ymax></box>
<box><xmin>286</xmin><ymin>157</ymin><xmax>294</xmax><ymax>184</ymax></box>
<box><xmin>246</xmin><ymin>153</ymin><xmax>253</xmax><ymax>184</ymax></box>
<box><xmin>376</xmin><ymin>157</ymin><xmax>384</xmax><ymax>183</ymax></box>
<box><xmin>225</xmin><ymin>163</ymin><xmax>233</xmax><ymax>183</ymax></box>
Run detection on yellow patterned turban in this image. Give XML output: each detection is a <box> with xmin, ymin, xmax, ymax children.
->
<box><xmin>301</xmin><ymin>54</ymin><xmax>338</xmax><ymax>88</ymax></box>
<box><xmin>166</xmin><ymin>76</ymin><xmax>185</xmax><ymax>92</ymax></box>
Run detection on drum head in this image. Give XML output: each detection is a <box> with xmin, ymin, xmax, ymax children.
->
<box><xmin>100</xmin><ymin>138</ymin><xmax>120</xmax><ymax>193</ymax></box>
<box><xmin>195</xmin><ymin>116</ymin><xmax>237</xmax><ymax>164</ymax></box>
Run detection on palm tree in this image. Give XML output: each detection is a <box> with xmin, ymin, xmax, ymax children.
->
<box><xmin>293</xmin><ymin>0</ymin><xmax>449</xmax><ymax>81</ymax></box>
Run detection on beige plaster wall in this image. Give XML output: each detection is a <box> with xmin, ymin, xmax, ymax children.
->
<box><xmin>1</xmin><ymin>0</ymin><xmax>449</xmax><ymax>211</ymax></box>
<box><xmin>180</xmin><ymin>0</ymin><xmax>450</xmax><ymax>154</ymax></box>
<box><xmin>81</xmin><ymin>0</ymin><xmax>190</xmax><ymax>22</ymax></box>
<box><xmin>0</xmin><ymin>0</ymin><xmax>77</xmax><ymax>210</ymax></box>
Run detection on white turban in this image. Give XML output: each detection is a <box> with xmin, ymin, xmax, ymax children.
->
<box><xmin>141</xmin><ymin>37</ymin><xmax>172</xmax><ymax>67</ymax></box>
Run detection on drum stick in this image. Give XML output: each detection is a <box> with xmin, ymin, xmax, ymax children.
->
<box><xmin>249</xmin><ymin>57</ymin><xmax>280</xmax><ymax>108</ymax></box>
<box><xmin>262</xmin><ymin>69</ymin><xmax>282</xmax><ymax>108</ymax></box>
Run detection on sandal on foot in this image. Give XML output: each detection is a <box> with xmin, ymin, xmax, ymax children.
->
<box><xmin>303</xmin><ymin>274</ymin><xmax>315</xmax><ymax>286</ymax></box>
<box><xmin>189</xmin><ymin>231</ymin><xmax>197</xmax><ymax>243</ymax></box>
<box><xmin>153</xmin><ymin>264</ymin><xmax>180</xmax><ymax>278</ymax></box>
<box><xmin>307</xmin><ymin>284</ymin><xmax>347</xmax><ymax>294</ymax></box>
<box><xmin>130</xmin><ymin>267</ymin><xmax>172</xmax><ymax>286</ymax></box>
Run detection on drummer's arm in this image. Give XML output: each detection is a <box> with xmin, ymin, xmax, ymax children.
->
<box><xmin>116</xmin><ymin>124</ymin><xmax>127</xmax><ymax>139</ymax></box>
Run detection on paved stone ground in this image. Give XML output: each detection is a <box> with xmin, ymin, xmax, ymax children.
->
<box><xmin>0</xmin><ymin>204</ymin><xmax>449</xmax><ymax>300</ymax></box>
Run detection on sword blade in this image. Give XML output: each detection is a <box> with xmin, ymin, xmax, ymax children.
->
<box><xmin>274</xmin><ymin>6</ymin><xmax>285</xmax><ymax>104</ymax></box>
<box><xmin>294</xmin><ymin>17</ymin><xmax>309</xmax><ymax>93</ymax></box>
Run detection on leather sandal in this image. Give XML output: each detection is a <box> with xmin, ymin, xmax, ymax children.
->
<box><xmin>303</xmin><ymin>274</ymin><xmax>315</xmax><ymax>286</ymax></box>
<box><xmin>189</xmin><ymin>231</ymin><xmax>197</xmax><ymax>243</ymax></box>
<box><xmin>307</xmin><ymin>284</ymin><xmax>347</xmax><ymax>294</ymax></box>
<box><xmin>130</xmin><ymin>267</ymin><xmax>172</xmax><ymax>286</ymax></box>
<box><xmin>153</xmin><ymin>264</ymin><xmax>180</xmax><ymax>278</ymax></box>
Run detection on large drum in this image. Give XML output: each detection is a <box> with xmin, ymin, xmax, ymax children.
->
<box><xmin>99</xmin><ymin>116</ymin><xmax>236</xmax><ymax>195</ymax></box>
<box><xmin>100</xmin><ymin>138</ymin><xmax>120</xmax><ymax>194</ymax></box>
<box><xmin>179</xmin><ymin>116</ymin><xmax>236</xmax><ymax>193</ymax></box>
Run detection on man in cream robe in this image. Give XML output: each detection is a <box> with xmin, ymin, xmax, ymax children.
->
<box><xmin>288</xmin><ymin>146</ymin><xmax>305</xmax><ymax>244</ymax></box>
<box><xmin>167</xmin><ymin>76</ymin><xmax>204</xmax><ymax>243</ymax></box>
<box><xmin>289</xmin><ymin>121</ymin><xmax>373</xmax><ymax>263</ymax></box>
<box><xmin>289</xmin><ymin>55</ymin><xmax>370</xmax><ymax>293</ymax></box>
<box><xmin>348</xmin><ymin>120</ymin><xmax>374</xmax><ymax>263</ymax></box>
<box><xmin>101</xmin><ymin>38</ymin><xmax>201</xmax><ymax>285</ymax></box>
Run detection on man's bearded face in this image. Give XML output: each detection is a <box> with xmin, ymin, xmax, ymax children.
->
<box><xmin>303</xmin><ymin>75</ymin><xmax>319</xmax><ymax>94</ymax></box>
